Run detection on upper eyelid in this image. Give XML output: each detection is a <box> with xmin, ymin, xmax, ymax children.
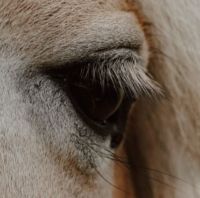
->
<box><xmin>31</xmin><ymin>19</ymin><xmax>144</xmax><ymax>67</ymax></box>
<box><xmin>58</xmin><ymin>14</ymin><xmax>144</xmax><ymax>63</ymax></box>
<box><xmin>41</xmin><ymin>48</ymin><xmax>141</xmax><ymax>72</ymax></box>
<box><xmin>42</xmin><ymin>47</ymin><xmax>160</xmax><ymax>100</ymax></box>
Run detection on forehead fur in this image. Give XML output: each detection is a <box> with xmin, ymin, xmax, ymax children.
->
<box><xmin>0</xmin><ymin>0</ymin><xmax>145</xmax><ymax>66</ymax></box>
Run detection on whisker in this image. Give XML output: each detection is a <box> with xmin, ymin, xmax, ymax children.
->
<box><xmin>94</xmin><ymin>166</ymin><xmax>130</xmax><ymax>194</ymax></box>
<box><xmin>80</xmin><ymin>138</ymin><xmax>197</xmax><ymax>190</ymax></box>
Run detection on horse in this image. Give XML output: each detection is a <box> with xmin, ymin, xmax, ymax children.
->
<box><xmin>0</xmin><ymin>0</ymin><xmax>199</xmax><ymax>197</ymax></box>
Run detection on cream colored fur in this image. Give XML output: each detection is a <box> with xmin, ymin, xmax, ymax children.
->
<box><xmin>0</xmin><ymin>0</ymin><xmax>146</xmax><ymax>197</ymax></box>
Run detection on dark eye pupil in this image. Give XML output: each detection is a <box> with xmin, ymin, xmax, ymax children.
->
<box><xmin>69</xmin><ymin>81</ymin><xmax>124</xmax><ymax>122</ymax></box>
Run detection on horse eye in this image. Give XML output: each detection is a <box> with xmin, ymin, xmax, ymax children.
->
<box><xmin>44</xmin><ymin>59</ymin><xmax>134</xmax><ymax>148</ymax></box>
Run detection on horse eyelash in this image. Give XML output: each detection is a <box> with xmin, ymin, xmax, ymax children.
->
<box><xmin>79</xmin><ymin>56</ymin><xmax>162</xmax><ymax>99</ymax></box>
